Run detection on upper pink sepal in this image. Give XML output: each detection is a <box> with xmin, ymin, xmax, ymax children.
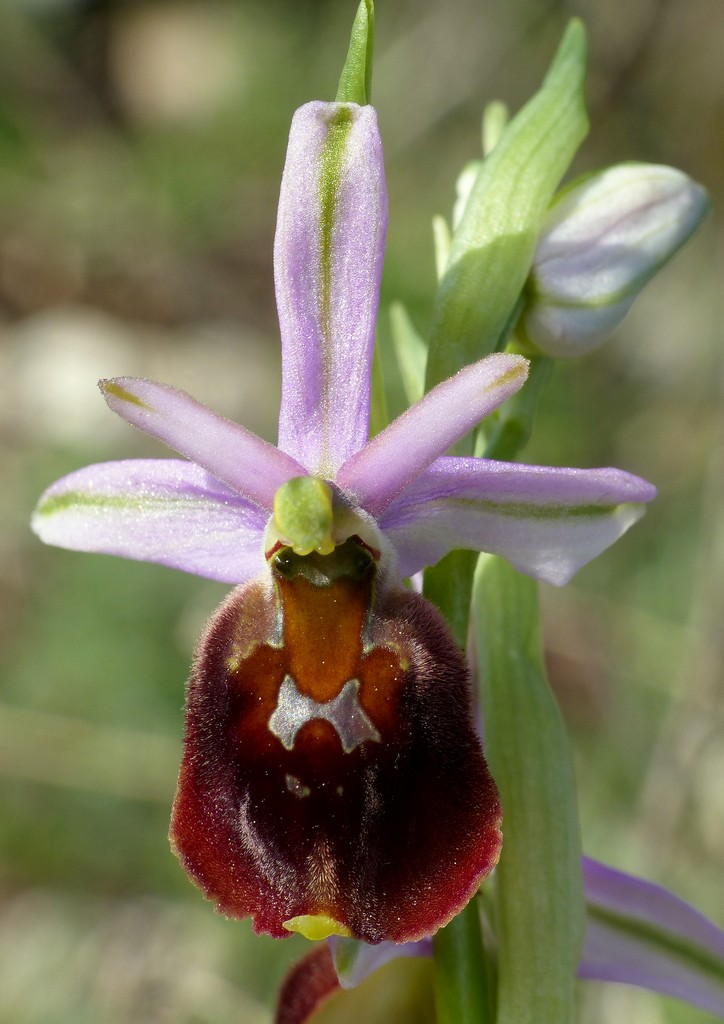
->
<box><xmin>274</xmin><ymin>102</ymin><xmax>387</xmax><ymax>475</ymax></box>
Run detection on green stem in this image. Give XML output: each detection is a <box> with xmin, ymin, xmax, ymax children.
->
<box><xmin>424</xmin><ymin>21</ymin><xmax>587</xmax><ymax>390</ymax></box>
<box><xmin>473</xmin><ymin>558</ymin><xmax>585</xmax><ymax>1024</ymax></box>
<box><xmin>482</xmin><ymin>354</ymin><xmax>553</xmax><ymax>461</ymax></box>
<box><xmin>433</xmin><ymin>900</ymin><xmax>492</xmax><ymax>1024</ymax></box>
<box><xmin>422</xmin><ymin>550</ymin><xmax>477</xmax><ymax>649</ymax></box>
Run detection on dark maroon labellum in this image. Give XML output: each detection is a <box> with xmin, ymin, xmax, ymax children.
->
<box><xmin>170</xmin><ymin>537</ymin><xmax>501</xmax><ymax>943</ymax></box>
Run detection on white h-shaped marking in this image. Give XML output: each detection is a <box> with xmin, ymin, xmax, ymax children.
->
<box><xmin>268</xmin><ymin>675</ymin><xmax>381</xmax><ymax>753</ymax></box>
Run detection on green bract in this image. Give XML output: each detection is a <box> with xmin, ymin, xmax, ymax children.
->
<box><xmin>336</xmin><ymin>0</ymin><xmax>374</xmax><ymax>105</ymax></box>
<box><xmin>425</xmin><ymin>20</ymin><xmax>588</xmax><ymax>394</ymax></box>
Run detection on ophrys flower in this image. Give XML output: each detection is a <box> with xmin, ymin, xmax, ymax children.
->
<box><xmin>32</xmin><ymin>100</ymin><xmax>655</xmax><ymax>943</ymax></box>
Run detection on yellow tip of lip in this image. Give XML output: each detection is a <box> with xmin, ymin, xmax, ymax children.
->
<box><xmin>282</xmin><ymin>914</ymin><xmax>352</xmax><ymax>941</ymax></box>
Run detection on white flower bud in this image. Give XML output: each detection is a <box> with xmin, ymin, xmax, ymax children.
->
<box><xmin>520</xmin><ymin>163</ymin><xmax>709</xmax><ymax>357</ymax></box>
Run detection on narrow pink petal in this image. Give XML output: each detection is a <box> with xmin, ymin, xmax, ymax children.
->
<box><xmin>582</xmin><ymin>858</ymin><xmax>724</xmax><ymax>958</ymax></box>
<box><xmin>274</xmin><ymin>102</ymin><xmax>387</xmax><ymax>475</ymax></box>
<box><xmin>31</xmin><ymin>459</ymin><xmax>268</xmax><ymax>583</ymax></box>
<box><xmin>101</xmin><ymin>378</ymin><xmax>304</xmax><ymax>509</ymax></box>
<box><xmin>580</xmin><ymin>857</ymin><xmax>724</xmax><ymax>1016</ymax></box>
<box><xmin>379</xmin><ymin>456</ymin><xmax>656</xmax><ymax>584</ymax></box>
<box><xmin>336</xmin><ymin>354</ymin><xmax>528</xmax><ymax>515</ymax></box>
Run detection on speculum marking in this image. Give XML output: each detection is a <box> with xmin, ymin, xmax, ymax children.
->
<box><xmin>269</xmin><ymin>674</ymin><xmax>381</xmax><ymax>753</ymax></box>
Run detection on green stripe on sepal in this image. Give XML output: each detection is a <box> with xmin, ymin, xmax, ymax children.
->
<box><xmin>32</xmin><ymin>489</ymin><xmax>214</xmax><ymax>529</ymax></box>
<box><xmin>438</xmin><ymin>497</ymin><xmax>634</xmax><ymax>520</ymax></box>
<box><xmin>35</xmin><ymin>491</ymin><xmax>153</xmax><ymax>517</ymax></box>
<box><xmin>314</xmin><ymin>103</ymin><xmax>356</xmax><ymax>469</ymax></box>
<box><xmin>426</xmin><ymin>20</ymin><xmax>588</xmax><ymax>392</ymax></box>
<box><xmin>473</xmin><ymin>554</ymin><xmax>585</xmax><ymax>1024</ymax></box>
<box><xmin>318</xmin><ymin>106</ymin><xmax>354</xmax><ymax>335</ymax></box>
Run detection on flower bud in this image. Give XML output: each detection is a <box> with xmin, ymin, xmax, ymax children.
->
<box><xmin>520</xmin><ymin>163</ymin><xmax>709</xmax><ymax>357</ymax></box>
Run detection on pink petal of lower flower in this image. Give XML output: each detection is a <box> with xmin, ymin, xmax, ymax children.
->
<box><xmin>580</xmin><ymin>857</ymin><xmax>724</xmax><ymax>1016</ymax></box>
<box><xmin>329</xmin><ymin>934</ymin><xmax>433</xmax><ymax>990</ymax></box>
<box><xmin>276</xmin><ymin>944</ymin><xmax>435</xmax><ymax>1024</ymax></box>
<box><xmin>277</xmin><ymin>945</ymin><xmax>340</xmax><ymax>1024</ymax></box>
<box><xmin>32</xmin><ymin>459</ymin><xmax>268</xmax><ymax>583</ymax></box>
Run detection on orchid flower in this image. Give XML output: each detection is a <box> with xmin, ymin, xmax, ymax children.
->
<box><xmin>32</xmin><ymin>98</ymin><xmax>655</xmax><ymax>944</ymax></box>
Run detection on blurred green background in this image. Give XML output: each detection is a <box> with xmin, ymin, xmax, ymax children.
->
<box><xmin>1</xmin><ymin>0</ymin><xmax>722</xmax><ymax>1021</ymax></box>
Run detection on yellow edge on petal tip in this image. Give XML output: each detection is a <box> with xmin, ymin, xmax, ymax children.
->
<box><xmin>282</xmin><ymin>914</ymin><xmax>352</xmax><ymax>941</ymax></box>
<box><xmin>101</xmin><ymin>381</ymin><xmax>153</xmax><ymax>410</ymax></box>
<box><xmin>499</xmin><ymin>359</ymin><xmax>529</xmax><ymax>389</ymax></box>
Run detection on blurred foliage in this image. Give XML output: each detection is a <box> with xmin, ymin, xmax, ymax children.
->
<box><xmin>1</xmin><ymin>0</ymin><xmax>722</xmax><ymax>1021</ymax></box>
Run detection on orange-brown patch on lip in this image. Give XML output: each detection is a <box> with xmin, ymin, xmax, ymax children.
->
<box><xmin>277</xmin><ymin>574</ymin><xmax>372</xmax><ymax>703</ymax></box>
